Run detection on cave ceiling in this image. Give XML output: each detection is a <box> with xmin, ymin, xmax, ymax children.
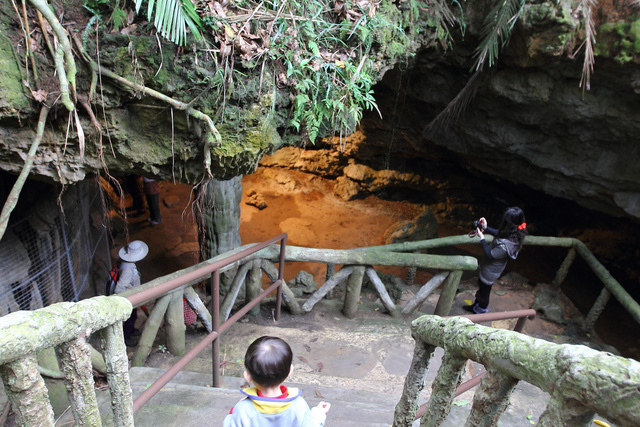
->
<box><xmin>0</xmin><ymin>0</ymin><xmax>638</xmax><ymax>222</ymax></box>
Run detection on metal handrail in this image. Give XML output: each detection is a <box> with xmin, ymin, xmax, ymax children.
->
<box><xmin>125</xmin><ymin>233</ymin><xmax>288</xmax><ymax>412</ymax></box>
<box><xmin>413</xmin><ymin>309</ymin><xmax>537</xmax><ymax>420</ymax></box>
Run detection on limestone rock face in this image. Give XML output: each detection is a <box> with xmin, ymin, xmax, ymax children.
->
<box><xmin>0</xmin><ymin>0</ymin><xmax>638</xmax><ymax>225</ymax></box>
<box><xmin>384</xmin><ymin>210</ymin><xmax>438</xmax><ymax>245</ymax></box>
<box><xmin>373</xmin><ymin>2</ymin><xmax>640</xmax><ymax>221</ymax></box>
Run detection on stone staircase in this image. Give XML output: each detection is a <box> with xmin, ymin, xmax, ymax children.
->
<box><xmin>53</xmin><ymin>288</ymin><xmax>622</xmax><ymax>426</ymax></box>
<box><xmin>54</xmin><ymin>298</ymin><xmax>569</xmax><ymax>426</ymax></box>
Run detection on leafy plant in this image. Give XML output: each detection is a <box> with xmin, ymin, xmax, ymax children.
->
<box><xmin>472</xmin><ymin>0</ymin><xmax>525</xmax><ymax>71</ymax></box>
<box><xmin>134</xmin><ymin>0</ymin><xmax>203</xmax><ymax>46</ymax></box>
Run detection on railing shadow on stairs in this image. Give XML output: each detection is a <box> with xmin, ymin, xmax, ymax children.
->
<box><xmin>0</xmin><ymin>233</ymin><xmax>288</xmax><ymax>426</ymax></box>
<box><xmin>392</xmin><ymin>311</ymin><xmax>640</xmax><ymax>427</ymax></box>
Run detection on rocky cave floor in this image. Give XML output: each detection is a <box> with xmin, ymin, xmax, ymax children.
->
<box><xmin>105</xmin><ymin>166</ymin><xmax>640</xmax><ymax>376</ymax></box>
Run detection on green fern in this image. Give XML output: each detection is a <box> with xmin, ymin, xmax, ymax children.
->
<box><xmin>472</xmin><ymin>0</ymin><xmax>524</xmax><ymax>71</ymax></box>
<box><xmin>135</xmin><ymin>0</ymin><xmax>203</xmax><ymax>46</ymax></box>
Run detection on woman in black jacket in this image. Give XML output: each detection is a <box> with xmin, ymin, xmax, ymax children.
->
<box><xmin>463</xmin><ymin>207</ymin><xmax>528</xmax><ymax>314</ymax></box>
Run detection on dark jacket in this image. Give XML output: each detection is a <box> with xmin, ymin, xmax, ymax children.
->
<box><xmin>478</xmin><ymin>228</ymin><xmax>521</xmax><ymax>285</ymax></box>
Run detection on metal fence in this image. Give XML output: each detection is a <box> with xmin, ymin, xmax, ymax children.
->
<box><xmin>0</xmin><ymin>179</ymin><xmax>109</xmax><ymax>316</ymax></box>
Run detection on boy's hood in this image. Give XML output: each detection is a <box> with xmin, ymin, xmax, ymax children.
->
<box><xmin>241</xmin><ymin>387</ymin><xmax>302</xmax><ymax>414</ymax></box>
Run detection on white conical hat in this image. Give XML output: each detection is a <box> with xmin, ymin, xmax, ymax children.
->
<box><xmin>118</xmin><ymin>240</ymin><xmax>149</xmax><ymax>262</ymax></box>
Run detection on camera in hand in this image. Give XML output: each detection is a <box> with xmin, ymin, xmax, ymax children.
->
<box><xmin>473</xmin><ymin>220</ymin><xmax>481</xmax><ymax>228</ymax></box>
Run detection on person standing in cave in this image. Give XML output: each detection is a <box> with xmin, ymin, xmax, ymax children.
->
<box><xmin>463</xmin><ymin>207</ymin><xmax>527</xmax><ymax>314</ymax></box>
<box><xmin>115</xmin><ymin>240</ymin><xmax>149</xmax><ymax>346</ymax></box>
<box><xmin>125</xmin><ymin>174</ymin><xmax>146</xmax><ymax>218</ymax></box>
<box><xmin>143</xmin><ymin>177</ymin><xmax>162</xmax><ymax>225</ymax></box>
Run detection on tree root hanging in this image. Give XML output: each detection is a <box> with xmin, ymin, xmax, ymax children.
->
<box><xmin>28</xmin><ymin>0</ymin><xmax>76</xmax><ymax>111</ymax></box>
<box><xmin>0</xmin><ymin>104</ymin><xmax>50</xmax><ymax>240</ymax></box>
<box><xmin>71</xmin><ymin>33</ymin><xmax>222</xmax><ymax>178</ymax></box>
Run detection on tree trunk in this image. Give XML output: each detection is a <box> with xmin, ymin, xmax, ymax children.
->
<box><xmin>198</xmin><ymin>177</ymin><xmax>242</xmax><ymax>292</ymax></box>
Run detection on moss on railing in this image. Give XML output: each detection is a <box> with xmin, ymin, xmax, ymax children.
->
<box><xmin>0</xmin><ymin>296</ymin><xmax>133</xmax><ymax>426</ymax></box>
<box><xmin>394</xmin><ymin>315</ymin><xmax>640</xmax><ymax>426</ymax></box>
<box><xmin>0</xmin><ymin>296</ymin><xmax>132</xmax><ymax>364</ymax></box>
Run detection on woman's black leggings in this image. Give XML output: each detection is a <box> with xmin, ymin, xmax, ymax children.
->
<box><xmin>474</xmin><ymin>279</ymin><xmax>493</xmax><ymax>309</ymax></box>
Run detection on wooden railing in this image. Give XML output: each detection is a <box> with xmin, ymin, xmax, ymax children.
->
<box><xmin>0</xmin><ymin>297</ymin><xmax>133</xmax><ymax>426</ymax></box>
<box><xmin>0</xmin><ymin>234</ymin><xmax>288</xmax><ymax>426</ymax></box>
<box><xmin>2</xmin><ymin>233</ymin><xmax>637</xmax><ymax>425</ymax></box>
<box><xmin>355</xmin><ymin>234</ymin><xmax>640</xmax><ymax>330</ymax></box>
<box><xmin>393</xmin><ymin>314</ymin><xmax>640</xmax><ymax>427</ymax></box>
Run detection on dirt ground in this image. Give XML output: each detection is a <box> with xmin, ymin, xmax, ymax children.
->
<box><xmin>240</xmin><ymin>167</ymin><xmax>427</xmax><ymax>284</ymax></box>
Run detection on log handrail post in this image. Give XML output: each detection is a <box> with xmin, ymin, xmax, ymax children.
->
<box><xmin>56</xmin><ymin>336</ymin><xmax>102</xmax><ymax>426</ymax></box>
<box><xmin>552</xmin><ymin>247</ymin><xmax>576</xmax><ymax>286</ymax></box>
<box><xmin>343</xmin><ymin>265</ymin><xmax>366</xmax><ymax>318</ymax></box>
<box><xmin>392</xmin><ymin>339</ymin><xmax>436</xmax><ymax>427</ymax></box>
<box><xmin>433</xmin><ymin>270</ymin><xmax>462</xmax><ymax>317</ymax></box>
<box><xmin>466</xmin><ymin>369</ymin><xmax>519</xmax><ymax>426</ymax></box>
<box><xmin>0</xmin><ymin>354</ymin><xmax>55</xmax><ymax>426</ymax></box>
<box><xmin>419</xmin><ymin>352</ymin><xmax>466</xmax><ymax>426</ymax></box>
<box><xmin>166</xmin><ymin>289</ymin><xmax>186</xmax><ymax>356</ymax></box>
<box><xmin>584</xmin><ymin>287</ymin><xmax>611</xmax><ymax>331</ymax></box>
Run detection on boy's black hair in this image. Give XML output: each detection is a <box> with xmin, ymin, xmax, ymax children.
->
<box><xmin>244</xmin><ymin>336</ymin><xmax>293</xmax><ymax>387</ymax></box>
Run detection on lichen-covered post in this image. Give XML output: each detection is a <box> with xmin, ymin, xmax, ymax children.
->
<box><xmin>56</xmin><ymin>335</ymin><xmax>102</xmax><ymax>426</ymax></box>
<box><xmin>419</xmin><ymin>352</ymin><xmax>466</xmax><ymax>426</ymax></box>
<box><xmin>466</xmin><ymin>369</ymin><xmax>519</xmax><ymax>426</ymax></box>
<box><xmin>584</xmin><ymin>287</ymin><xmax>611</xmax><ymax>331</ymax></box>
<box><xmin>433</xmin><ymin>270</ymin><xmax>462</xmax><ymax>316</ymax></box>
<box><xmin>165</xmin><ymin>290</ymin><xmax>186</xmax><ymax>356</ymax></box>
<box><xmin>247</xmin><ymin>259</ymin><xmax>262</xmax><ymax>316</ymax></box>
<box><xmin>552</xmin><ymin>247</ymin><xmax>576</xmax><ymax>286</ymax></box>
<box><xmin>184</xmin><ymin>286</ymin><xmax>212</xmax><ymax>332</ymax></box>
<box><xmin>260</xmin><ymin>259</ymin><xmax>304</xmax><ymax>315</ymax></box>
<box><xmin>325</xmin><ymin>263</ymin><xmax>335</xmax><ymax>282</ymax></box>
<box><xmin>100</xmin><ymin>323</ymin><xmax>134</xmax><ymax>427</ymax></box>
<box><xmin>220</xmin><ymin>261</ymin><xmax>251</xmax><ymax>322</ymax></box>
<box><xmin>538</xmin><ymin>390</ymin><xmax>596</xmax><ymax>426</ymax></box>
<box><xmin>132</xmin><ymin>294</ymin><xmax>171</xmax><ymax>367</ymax></box>
<box><xmin>343</xmin><ymin>266</ymin><xmax>366</xmax><ymax>318</ymax></box>
<box><xmin>302</xmin><ymin>266</ymin><xmax>354</xmax><ymax>312</ymax></box>
<box><xmin>392</xmin><ymin>338</ymin><xmax>436</xmax><ymax>427</ymax></box>
<box><xmin>0</xmin><ymin>354</ymin><xmax>55</xmax><ymax>426</ymax></box>
<box><xmin>365</xmin><ymin>267</ymin><xmax>398</xmax><ymax>316</ymax></box>
<box><xmin>401</xmin><ymin>272</ymin><xmax>448</xmax><ymax>315</ymax></box>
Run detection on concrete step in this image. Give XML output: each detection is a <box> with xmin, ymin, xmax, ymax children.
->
<box><xmin>56</xmin><ymin>297</ymin><xmax>619</xmax><ymax>426</ymax></box>
<box><xmin>71</xmin><ymin>366</ymin><xmax>556</xmax><ymax>426</ymax></box>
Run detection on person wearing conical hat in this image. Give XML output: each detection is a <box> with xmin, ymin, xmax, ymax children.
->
<box><xmin>115</xmin><ymin>240</ymin><xmax>149</xmax><ymax>346</ymax></box>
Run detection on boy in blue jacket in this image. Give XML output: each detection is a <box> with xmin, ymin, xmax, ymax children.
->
<box><xmin>223</xmin><ymin>336</ymin><xmax>331</xmax><ymax>426</ymax></box>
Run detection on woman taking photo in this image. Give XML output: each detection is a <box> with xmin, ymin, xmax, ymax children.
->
<box><xmin>463</xmin><ymin>206</ymin><xmax>527</xmax><ymax>314</ymax></box>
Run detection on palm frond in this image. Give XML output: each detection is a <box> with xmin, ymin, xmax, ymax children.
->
<box><xmin>423</xmin><ymin>71</ymin><xmax>487</xmax><ymax>138</ymax></box>
<box><xmin>429</xmin><ymin>0</ymin><xmax>458</xmax><ymax>29</ymax></box>
<box><xmin>472</xmin><ymin>0</ymin><xmax>525</xmax><ymax>72</ymax></box>
<box><xmin>136</xmin><ymin>0</ymin><xmax>202</xmax><ymax>46</ymax></box>
<box><xmin>579</xmin><ymin>0</ymin><xmax>596</xmax><ymax>92</ymax></box>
